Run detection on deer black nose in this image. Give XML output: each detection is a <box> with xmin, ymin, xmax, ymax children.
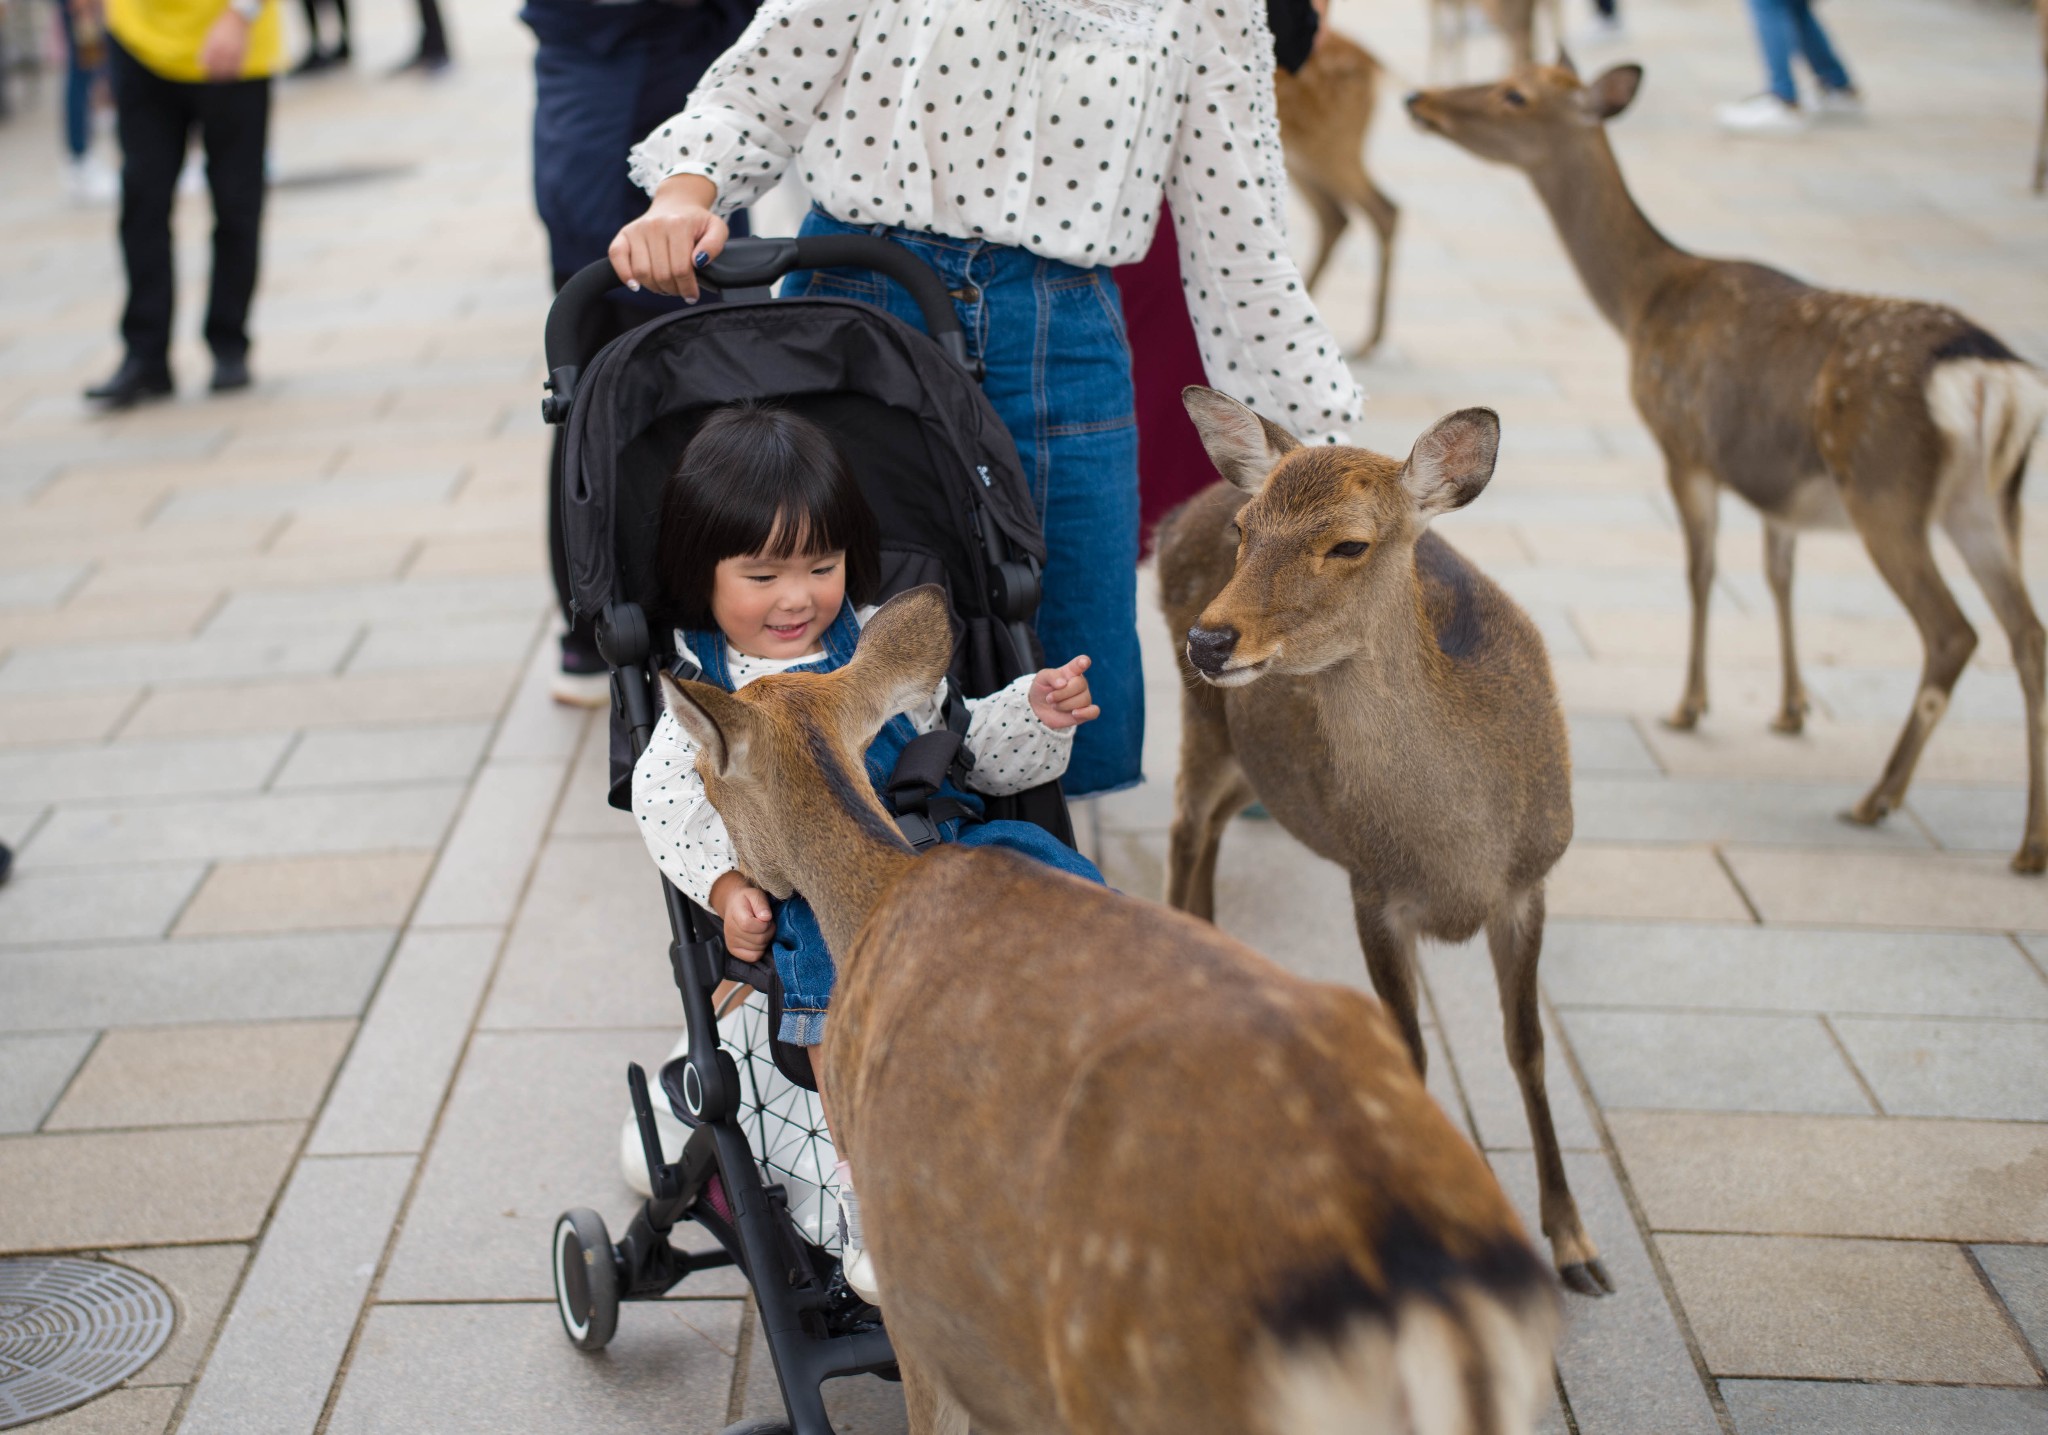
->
<box><xmin>1186</xmin><ymin>625</ymin><xmax>1239</xmax><ymax>675</ymax></box>
<box><xmin>1404</xmin><ymin>92</ymin><xmax>1424</xmax><ymax>113</ymax></box>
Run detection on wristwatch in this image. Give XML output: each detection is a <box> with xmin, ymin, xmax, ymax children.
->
<box><xmin>228</xmin><ymin>0</ymin><xmax>262</xmax><ymax>21</ymax></box>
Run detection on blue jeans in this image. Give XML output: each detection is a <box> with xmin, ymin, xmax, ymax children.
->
<box><xmin>1745</xmin><ymin>0</ymin><xmax>1852</xmax><ymax>103</ymax></box>
<box><xmin>54</xmin><ymin>0</ymin><xmax>99</xmax><ymax>160</ymax></box>
<box><xmin>786</xmin><ymin>206</ymin><xmax>1144</xmax><ymax>799</ymax></box>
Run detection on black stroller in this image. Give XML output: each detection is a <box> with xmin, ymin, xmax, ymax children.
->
<box><xmin>541</xmin><ymin>240</ymin><xmax>1076</xmax><ymax>1435</ymax></box>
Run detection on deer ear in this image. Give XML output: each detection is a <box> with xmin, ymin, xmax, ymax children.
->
<box><xmin>1554</xmin><ymin>44</ymin><xmax>1578</xmax><ymax>76</ymax></box>
<box><xmin>1579</xmin><ymin>64</ymin><xmax>1643</xmax><ymax>122</ymax></box>
<box><xmin>838</xmin><ymin>585</ymin><xmax>956</xmax><ymax>740</ymax></box>
<box><xmin>1401</xmin><ymin>408</ymin><xmax>1500</xmax><ymax>521</ymax></box>
<box><xmin>1183</xmin><ymin>386</ymin><xmax>1302</xmax><ymax>493</ymax></box>
<box><xmin>659</xmin><ymin>671</ymin><xmax>750</xmax><ymax>777</ymax></box>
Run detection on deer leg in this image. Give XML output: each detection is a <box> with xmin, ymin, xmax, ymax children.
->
<box><xmin>2035</xmin><ymin>83</ymin><xmax>2047</xmax><ymax>194</ymax></box>
<box><xmin>1664</xmin><ymin>466</ymin><xmax>1719</xmax><ymax>730</ymax></box>
<box><xmin>1166</xmin><ymin>694</ymin><xmax>1248</xmax><ymax>921</ymax></box>
<box><xmin>1944</xmin><ymin>491</ymin><xmax>2048</xmax><ymax>872</ymax></box>
<box><xmin>1295</xmin><ymin>177</ymin><xmax>1348</xmax><ymax>296</ymax></box>
<box><xmin>1351</xmin><ymin>885</ymin><xmax>1425</xmax><ymax>1076</ymax></box>
<box><xmin>1847</xmin><ymin>523</ymin><xmax>1977</xmax><ymax>827</ymax></box>
<box><xmin>1333</xmin><ymin>161</ymin><xmax>1400</xmax><ymax>357</ymax></box>
<box><xmin>1763</xmin><ymin>519</ymin><xmax>1809</xmax><ymax>734</ymax></box>
<box><xmin>1486</xmin><ymin>884</ymin><xmax>1611</xmax><ymax>1297</ymax></box>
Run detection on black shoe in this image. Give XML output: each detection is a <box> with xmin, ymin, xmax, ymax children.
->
<box><xmin>0</xmin><ymin>842</ymin><xmax>12</xmax><ymax>887</ymax></box>
<box><xmin>291</xmin><ymin>47</ymin><xmax>335</xmax><ymax>74</ymax></box>
<box><xmin>390</xmin><ymin>47</ymin><xmax>450</xmax><ymax>76</ymax></box>
<box><xmin>210</xmin><ymin>354</ymin><xmax>252</xmax><ymax>393</ymax></box>
<box><xmin>84</xmin><ymin>358</ymin><xmax>174</xmax><ymax>408</ymax></box>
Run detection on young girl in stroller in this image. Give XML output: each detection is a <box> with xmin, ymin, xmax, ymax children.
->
<box><xmin>627</xmin><ymin>400</ymin><xmax>1105</xmax><ymax>1301</ymax></box>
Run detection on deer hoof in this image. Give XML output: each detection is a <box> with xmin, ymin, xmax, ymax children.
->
<box><xmin>1558</xmin><ymin>1258</ymin><xmax>1614</xmax><ymax>1298</ymax></box>
<box><xmin>1661</xmin><ymin>706</ymin><xmax>1703</xmax><ymax>732</ymax></box>
<box><xmin>2011</xmin><ymin>843</ymin><xmax>2048</xmax><ymax>876</ymax></box>
<box><xmin>1840</xmin><ymin>797</ymin><xmax>1891</xmax><ymax>828</ymax></box>
<box><xmin>1770</xmin><ymin>707</ymin><xmax>1807</xmax><ymax>736</ymax></box>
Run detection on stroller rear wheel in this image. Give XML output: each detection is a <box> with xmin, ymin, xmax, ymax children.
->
<box><xmin>553</xmin><ymin>1208</ymin><xmax>621</xmax><ymax>1350</ymax></box>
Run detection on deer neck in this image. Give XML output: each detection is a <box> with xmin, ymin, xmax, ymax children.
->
<box><xmin>1525</xmin><ymin>131</ymin><xmax>1688</xmax><ymax>336</ymax></box>
<box><xmin>1320</xmin><ymin>576</ymin><xmax>1455</xmax><ymax>732</ymax></box>
<box><xmin>780</xmin><ymin>751</ymin><xmax>920</xmax><ymax>964</ymax></box>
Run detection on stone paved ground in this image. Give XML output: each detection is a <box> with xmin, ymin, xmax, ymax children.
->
<box><xmin>2</xmin><ymin>0</ymin><xmax>2046</xmax><ymax>1428</ymax></box>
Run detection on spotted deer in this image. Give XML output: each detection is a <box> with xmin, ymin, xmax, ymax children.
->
<box><xmin>1275</xmin><ymin>30</ymin><xmax>1401</xmax><ymax>355</ymax></box>
<box><xmin>1409</xmin><ymin>60</ymin><xmax>2048</xmax><ymax>872</ymax></box>
<box><xmin>658</xmin><ymin>586</ymin><xmax>1559</xmax><ymax>1435</ymax></box>
<box><xmin>1157</xmin><ymin>391</ymin><xmax>1608</xmax><ymax>1299</ymax></box>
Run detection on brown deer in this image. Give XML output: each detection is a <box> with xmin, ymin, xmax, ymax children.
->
<box><xmin>1409</xmin><ymin>61</ymin><xmax>2048</xmax><ymax>872</ymax></box>
<box><xmin>659</xmin><ymin>586</ymin><xmax>1560</xmax><ymax>1435</ymax></box>
<box><xmin>1275</xmin><ymin>30</ymin><xmax>1401</xmax><ymax>356</ymax></box>
<box><xmin>1157</xmin><ymin>391</ymin><xmax>1607</xmax><ymax>1299</ymax></box>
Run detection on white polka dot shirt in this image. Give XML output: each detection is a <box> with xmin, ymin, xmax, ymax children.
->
<box><xmin>627</xmin><ymin>0</ymin><xmax>1364</xmax><ymax>441</ymax></box>
<box><xmin>633</xmin><ymin>610</ymin><xmax>1075</xmax><ymax>906</ymax></box>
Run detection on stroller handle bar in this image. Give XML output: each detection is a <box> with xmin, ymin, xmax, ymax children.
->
<box><xmin>542</xmin><ymin>237</ymin><xmax>976</xmax><ymax>421</ymax></box>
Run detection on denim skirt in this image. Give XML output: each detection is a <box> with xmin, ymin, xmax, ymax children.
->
<box><xmin>784</xmin><ymin>206</ymin><xmax>1144</xmax><ymax>798</ymax></box>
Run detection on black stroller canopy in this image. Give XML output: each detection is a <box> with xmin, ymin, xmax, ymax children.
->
<box><xmin>560</xmin><ymin>296</ymin><xmax>1047</xmax><ymax>657</ymax></box>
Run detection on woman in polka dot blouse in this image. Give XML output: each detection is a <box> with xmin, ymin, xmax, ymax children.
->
<box><xmin>608</xmin><ymin>0</ymin><xmax>1366</xmax><ymax>798</ymax></box>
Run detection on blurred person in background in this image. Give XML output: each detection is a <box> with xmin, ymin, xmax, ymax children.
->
<box><xmin>86</xmin><ymin>0</ymin><xmax>279</xmax><ymax>407</ymax></box>
<box><xmin>391</xmin><ymin>0</ymin><xmax>448</xmax><ymax>72</ymax></box>
<box><xmin>523</xmin><ymin>0</ymin><xmax>759</xmax><ymax>705</ymax></box>
<box><xmin>1718</xmin><ymin>0</ymin><xmax>1862</xmax><ymax>134</ymax></box>
<box><xmin>55</xmin><ymin>0</ymin><xmax>119</xmax><ymax>201</ymax></box>
<box><xmin>291</xmin><ymin>0</ymin><xmax>346</xmax><ymax>72</ymax></box>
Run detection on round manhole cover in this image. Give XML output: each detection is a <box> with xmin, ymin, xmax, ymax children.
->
<box><xmin>0</xmin><ymin>1258</ymin><xmax>175</xmax><ymax>1430</ymax></box>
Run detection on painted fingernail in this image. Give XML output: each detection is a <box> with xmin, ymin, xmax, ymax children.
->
<box><xmin>684</xmin><ymin>295</ymin><xmax>699</xmax><ymax>305</ymax></box>
<box><xmin>694</xmin><ymin>251</ymin><xmax>710</xmax><ymax>268</ymax></box>
<box><xmin>625</xmin><ymin>280</ymin><xmax>641</xmax><ymax>292</ymax></box>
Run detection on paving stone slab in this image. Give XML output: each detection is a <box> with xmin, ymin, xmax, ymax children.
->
<box><xmin>1907</xmin><ymin>783</ymin><xmax>2039</xmax><ymax>855</ymax></box>
<box><xmin>381</xmin><ymin>1030</ymin><xmax>745</xmax><ymax>1302</ymax></box>
<box><xmin>410</xmin><ymin>760</ymin><xmax>567</xmax><ymax>928</ymax></box>
<box><xmin>1724</xmin><ymin>848</ymin><xmax>2048</xmax><ymax>931</ymax></box>
<box><xmin>1565</xmin><ymin>714</ymin><xmax>1660</xmax><ymax>775</ymax></box>
<box><xmin>1542</xmin><ymin>921</ymin><xmax>2048</xmax><ymax>1019</ymax></box>
<box><xmin>0</xmin><ymin>563</ymin><xmax>89</xmax><ymax>608</ymax></box>
<box><xmin>345</xmin><ymin>617</ymin><xmax>541</xmax><ymax>674</ymax></box>
<box><xmin>0</xmin><ymin>1123</ymin><xmax>303</xmax><ymax>1251</ymax></box>
<box><xmin>1721</xmin><ymin>1379</ymin><xmax>2048</xmax><ymax>1435</ymax></box>
<box><xmin>1805</xmin><ymin>665</ymin><xmax>2028</xmax><ymax>726</ymax></box>
<box><xmin>0</xmin><ymin>931</ymin><xmax>393</xmax><ymax>1032</ymax></box>
<box><xmin>310</xmin><ymin>928</ymin><xmax>500</xmax><ymax>1156</ymax></box>
<box><xmin>1570</xmin><ymin>776</ymin><xmax>1930</xmax><ymax>849</ymax></box>
<box><xmin>47</xmin><ymin>1019</ymin><xmax>355</xmax><ymax>1129</ymax></box>
<box><xmin>200</xmin><ymin>576</ymin><xmax>549</xmax><ymax>634</ymax></box>
<box><xmin>0</xmin><ymin>864</ymin><xmax>207</xmax><ymax>946</ymax></box>
<box><xmin>25</xmin><ymin>786</ymin><xmax>464</xmax><ymax>867</ymax></box>
<box><xmin>1490</xmin><ymin>1151</ymin><xmax>1722</xmax><ymax>1435</ymax></box>
<box><xmin>1607</xmin><ymin>1111</ymin><xmax>2048</xmax><ymax>1242</ymax></box>
<box><xmin>1560</xmin><ymin>1009</ymin><xmax>1874</xmax><ymax>1115</ymax></box>
<box><xmin>272</xmin><ymin>722</ymin><xmax>492</xmax><ymax>790</ymax></box>
<box><xmin>1545</xmin><ymin>842</ymin><xmax>1755</xmax><ymax>923</ymax></box>
<box><xmin>0</xmin><ymin>691</ymin><xmax>140</xmax><ymax>747</ymax></box>
<box><xmin>324</xmin><ymin>1301</ymin><xmax>742</xmax><ymax>1435</ymax></box>
<box><xmin>154</xmin><ymin>472</ymin><xmax>461</xmax><ymax>522</ymax></box>
<box><xmin>1832</xmin><ymin>1017</ymin><xmax>2048</xmax><ymax>1121</ymax></box>
<box><xmin>1972</xmin><ymin>1243</ymin><xmax>2048</xmax><ymax>1367</ymax></box>
<box><xmin>0</xmin><ymin>734</ymin><xmax>290</xmax><ymax>804</ymax></box>
<box><xmin>1659</xmin><ymin>1233</ymin><xmax>2037</xmax><ymax>1382</ymax></box>
<box><xmin>179</xmin><ymin>1155</ymin><xmax>416</xmax><ymax>1435</ymax></box>
<box><xmin>111</xmin><ymin>1243</ymin><xmax>252</xmax><ymax>1386</ymax></box>
<box><xmin>19</xmin><ymin>1386</ymin><xmax>179</xmax><ymax>1435</ymax></box>
<box><xmin>175</xmin><ymin>850</ymin><xmax>436</xmax><ymax>937</ymax></box>
<box><xmin>121</xmin><ymin>666</ymin><xmax>521</xmax><ymax>739</ymax></box>
<box><xmin>0</xmin><ymin>1031</ymin><xmax>96</xmax><ymax>1133</ymax></box>
<box><xmin>0</xmin><ymin>631</ymin><xmax>356</xmax><ymax>695</ymax></box>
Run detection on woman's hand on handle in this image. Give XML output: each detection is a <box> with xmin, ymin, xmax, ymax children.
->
<box><xmin>609</xmin><ymin>173</ymin><xmax>728</xmax><ymax>302</ymax></box>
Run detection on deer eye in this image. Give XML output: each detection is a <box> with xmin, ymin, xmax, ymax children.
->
<box><xmin>1327</xmin><ymin>540</ymin><xmax>1369</xmax><ymax>559</ymax></box>
<box><xmin>1503</xmin><ymin>87</ymin><xmax>1528</xmax><ymax>107</ymax></box>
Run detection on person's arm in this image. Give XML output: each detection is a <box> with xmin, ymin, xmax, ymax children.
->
<box><xmin>957</xmin><ymin>674</ymin><xmax>1078</xmax><ymax>797</ymax></box>
<box><xmin>1167</xmin><ymin>0</ymin><xmax>1365</xmax><ymax>446</ymax></box>
<box><xmin>198</xmin><ymin>0</ymin><xmax>261</xmax><ymax>78</ymax></box>
<box><xmin>614</xmin><ymin>0</ymin><xmax>855</xmax><ymax>296</ymax></box>
<box><xmin>632</xmin><ymin>707</ymin><xmax>741</xmax><ymax>909</ymax></box>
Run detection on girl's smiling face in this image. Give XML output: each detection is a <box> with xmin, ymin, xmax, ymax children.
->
<box><xmin>710</xmin><ymin>542</ymin><xmax>848</xmax><ymax>660</ymax></box>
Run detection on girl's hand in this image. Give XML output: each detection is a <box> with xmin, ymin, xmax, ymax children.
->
<box><xmin>198</xmin><ymin>9</ymin><xmax>250</xmax><ymax>78</ymax></box>
<box><xmin>609</xmin><ymin>173</ymin><xmax>728</xmax><ymax>302</ymax></box>
<box><xmin>711</xmin><ymin>871</ymin><xmax>774</xmax><ymax>962</ymax></box>
<box><xmin>1030</xmin><ymin>655</ymin><xmax>1100</xmax><ymax>730</ymax></box>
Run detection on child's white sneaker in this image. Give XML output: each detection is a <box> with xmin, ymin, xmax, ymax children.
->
<box><xmin>842</xmin><ymin>1245</ymin><xmax>882</xmax><ymax>1306</ymax></box>
<box><xmin>1717</xmin><ymin>94</ymin><xmax>1809</xmax><ymax>136</ymax></box>
<box><xmin>619</xmin><ymin>1104</ymin><xmax>691</xmax><ymax>1199</ymax></box>
<box><xmin>65</xmin><ymin>156</ymin><xmax>119</xmax><ymax>205</ymax></box>
<box><xmin>835</xmin><ymin>1158</ymin><xmax>882</xmax><ymax>1306</ymax></box>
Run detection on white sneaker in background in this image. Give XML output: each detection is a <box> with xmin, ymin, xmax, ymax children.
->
<box><xmin>65</xmin><ymin>156</ymin><xmax>119</xmax><ymax>205</ymax></box>
<box><xmin>177</xmin><ymin>154</ymin><xmax>206</xmax><ymax>196</ymax></box>
<box><xmin>1812</xmin><ymin>86</ymin><xmax>1866</xmax><ymax>123</ymax></box>
<box><xmin>1717</xmin><ymin>93</ymin><xmax>1809</xmax><ymax>136</ymax></box>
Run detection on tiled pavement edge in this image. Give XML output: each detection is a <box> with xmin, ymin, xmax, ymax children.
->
<box><xmin>3</xmin><ymin>0</ymin><xmax>2048</xmax><ymax>1430</ymax></box>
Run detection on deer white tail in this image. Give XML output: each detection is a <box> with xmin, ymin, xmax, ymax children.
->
<box><xmin>1926</xmin><ymin>356</ymin><xmax>2048</xmax><ymax>524</ymax></box>
<box><xmin>1255</xmin><ymin>1257</ymin><xmax>1559</xmax><ymax>1435</ymax></box>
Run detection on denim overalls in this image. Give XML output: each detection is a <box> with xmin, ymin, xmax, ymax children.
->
<box><xmin>682</xmin><ymin>601</ymin><xmax>1103</xmax><ymax>1045</ymax></box>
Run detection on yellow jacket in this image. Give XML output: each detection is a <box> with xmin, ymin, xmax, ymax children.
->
<box><xmin>109</xmin><ymin>0</ymin><xmax>282</xmax><ymax>82</ymax></box>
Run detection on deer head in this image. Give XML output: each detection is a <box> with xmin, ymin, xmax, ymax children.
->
<box><xmin>1181</xmin><ymin>387</ymin><xmax>1500</xmax><ymax>686</ymax></box>
<box><xmin>656</xmin><ymin>585</ymin><xmax>954</xmax><ymax>905</ymax></box>
<box><xmin>1404</xmin><ymin>59</ymin><xmax>1644</xmax><ymax>171</ymax></box>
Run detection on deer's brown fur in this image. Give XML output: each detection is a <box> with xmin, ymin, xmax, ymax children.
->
<box><xmin>1275</xmin><ymin>31</ymin><xmax>1400</xmax><ymax>355</ymax></box>
<box><xmin>1409</xmin><ymin>61</ymin><xmax>2048</xmax><ymax>872</ymax></box>
<box><xmin>659</xmin><ymin>586</ymin><xmax>1559</xmax><ymax>1435</ymax></box>
<box><xmin>1156</xmin><ymin>391</ymin><xmax>1606</xmax><ymax>1298</ymax></box>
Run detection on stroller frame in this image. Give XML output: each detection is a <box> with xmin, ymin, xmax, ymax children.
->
<box><xmin>540</xmin><ymin>243</ymin><xmax>1065</xmax><ymax>1435</ymax></box>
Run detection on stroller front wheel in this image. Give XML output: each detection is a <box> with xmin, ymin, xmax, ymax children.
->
<box><xmin>553</xmin><ymin>1208</ymin><xmax>621</xmax><ymax>1350</ymax></box>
